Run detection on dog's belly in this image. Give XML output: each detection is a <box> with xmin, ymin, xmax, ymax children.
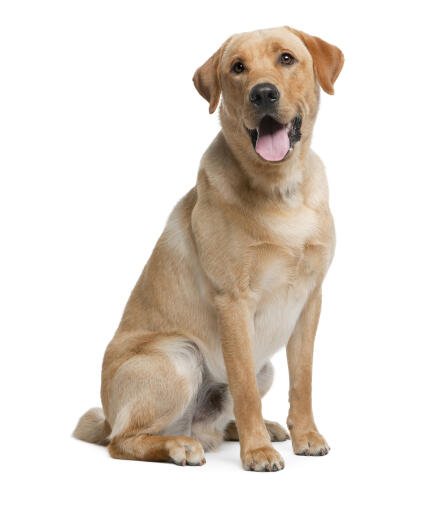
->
<box><xmin>252</xmin><ymin>284</ymin><xmax>309</xmax><ymax>372</ymax></box>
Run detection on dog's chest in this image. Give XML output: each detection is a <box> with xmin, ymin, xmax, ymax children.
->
<box><xmin>249</xmin><ymin>205</ymin><xmax>326</xmax><ymax>370</ymax></box>
<box><xmin>252</xmin><ymin>285</ymin><xmax>309</xmax><ymax>371</ymax></box>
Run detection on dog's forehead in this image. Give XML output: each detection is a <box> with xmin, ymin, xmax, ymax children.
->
<box><xmin>223</xmin><ymin>27</ymin><xmax>309</xmax><ymax>63</ymax></box>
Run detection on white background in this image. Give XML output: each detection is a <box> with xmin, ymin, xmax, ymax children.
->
<box><xmin>1</xmin><ymin>0</ymin><xmax>437</xmax><ymax>509</ymax></box>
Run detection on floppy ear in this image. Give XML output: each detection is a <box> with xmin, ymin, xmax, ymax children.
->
<box><xmin>292</xmin><ymin>29</ymin><xmax>344</xmax><ymax>95</ymax></box>
<box><xmin>193</xmin><ymin>40</ymin><xmax>229</xmax><ymax>114</ymax></box>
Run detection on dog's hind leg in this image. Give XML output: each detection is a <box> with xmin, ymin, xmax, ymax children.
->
<box><xmin>105</xmin><ymin>338</ymin><xmax>206</xmax><ymax>465</ymax></box>
<box><xmin>109</xmin><ymin>434</ymin><xmax>206</xmax><ymax>465</ymax></box>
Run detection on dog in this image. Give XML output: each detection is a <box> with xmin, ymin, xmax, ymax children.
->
<box><xmin>73</xmin><ymin>26</ymin><xmax>344</xmax><ymax>472</ymax></box>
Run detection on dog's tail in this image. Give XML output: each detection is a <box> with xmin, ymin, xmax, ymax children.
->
<box><xmin>72</xmin><ymin>407</ymin><xmax>111</xmax><ymax>446</ymax></box>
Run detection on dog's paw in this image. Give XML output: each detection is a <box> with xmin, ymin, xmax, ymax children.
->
<box><xmin>265</xmin><ymin>421</ymin><xmax>290</xmax><ymax>442</ymax></box>
<box><xmin>291</xmin><ymin>430</ymin><xmax>330</xmax><ymax>456</ymax></box>
<box><xmin>165</xmin><ymin>436</ymin><xmax>206</xmax><ymax>466</ymax></box>
<box><xmin>242</xmin><ymin>446</ymin><xmax>285</xmax><ymax>472</ymax></box>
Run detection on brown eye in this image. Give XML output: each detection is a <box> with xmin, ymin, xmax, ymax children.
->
<box><xmin>232</xmin><ymin>61</ymin><xmax>245</xmax><ymax>74</ymax></box>
<box><xmin>280</xmin><ymin>52</ymin><xmax>295</xmax><ymax>65</ymax></box>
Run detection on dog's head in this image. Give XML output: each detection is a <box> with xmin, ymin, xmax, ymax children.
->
<box><xmin>193</xmin><ymin>27</ymin><xmax>344</xmax><ymax>164</ymax></box>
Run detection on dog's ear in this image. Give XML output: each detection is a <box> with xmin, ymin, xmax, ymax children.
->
<box><xmin>291</xmin><ymin>29</ymin><xmax>344</xmax><ymax>95</ymax></box>
<box><xmin>193</xmin><ymin>40</ymin><xmax>229</xmax><ymax>114</ymax></box>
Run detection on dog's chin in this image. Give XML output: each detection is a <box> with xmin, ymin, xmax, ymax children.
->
<box><xmin>246</xmin><ymin>115</ymin><xmax>302</xmax><ymax>163</ymax></box>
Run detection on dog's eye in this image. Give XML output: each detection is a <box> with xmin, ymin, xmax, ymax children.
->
<box><xmin>232</xmin><ymin>61</ymin><xmax>245</xmax><ymax>74</ymax></box>
<box><xmin>280</xmin><ymin>53</ymin><xmax>295</xmax><ymax>65</ymax></box>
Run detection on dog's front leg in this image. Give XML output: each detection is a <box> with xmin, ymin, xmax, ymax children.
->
<box><xmin>215</xmin><ymin>294</ymin><xmax>284</xmax><ymax>472</ymax></box>
<box><xmin>286</xmin><ymin>287</ymin><xmax>330</xmax><ymax>456</ymax></box>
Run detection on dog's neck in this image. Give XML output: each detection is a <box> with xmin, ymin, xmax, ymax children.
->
<box><xmin>218</xmin><ymin>108</ymin><xmax>315</xmax><ymax>203</ymax></box>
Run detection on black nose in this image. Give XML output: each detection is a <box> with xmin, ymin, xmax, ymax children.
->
<box><xmin>249</xmin><ymin>83</ymin><xmax>280</xmax><ymax>109</ymax></box>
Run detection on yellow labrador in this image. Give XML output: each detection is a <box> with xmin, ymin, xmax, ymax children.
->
<box><xmin>74</xmin><ymin>26</ymin><xmax>344</xmax><ymax>471</ymax></box>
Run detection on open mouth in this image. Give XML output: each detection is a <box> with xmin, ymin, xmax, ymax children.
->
<box><xmin>247</xmin><ymin>115</ymin><xmax>302</xmax><ymax>163</ymax></box>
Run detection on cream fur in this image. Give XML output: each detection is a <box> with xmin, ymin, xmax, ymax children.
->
<box><xmin>74</xmin><ymin>26</ymin><xmax>343</xmax><ymax>471</ymax></box>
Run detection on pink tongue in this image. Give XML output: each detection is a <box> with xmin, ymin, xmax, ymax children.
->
<box><xmin>255</xmin><ymin>126</ymin><xmax>289</xmax><ymax>162</ymax></box>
